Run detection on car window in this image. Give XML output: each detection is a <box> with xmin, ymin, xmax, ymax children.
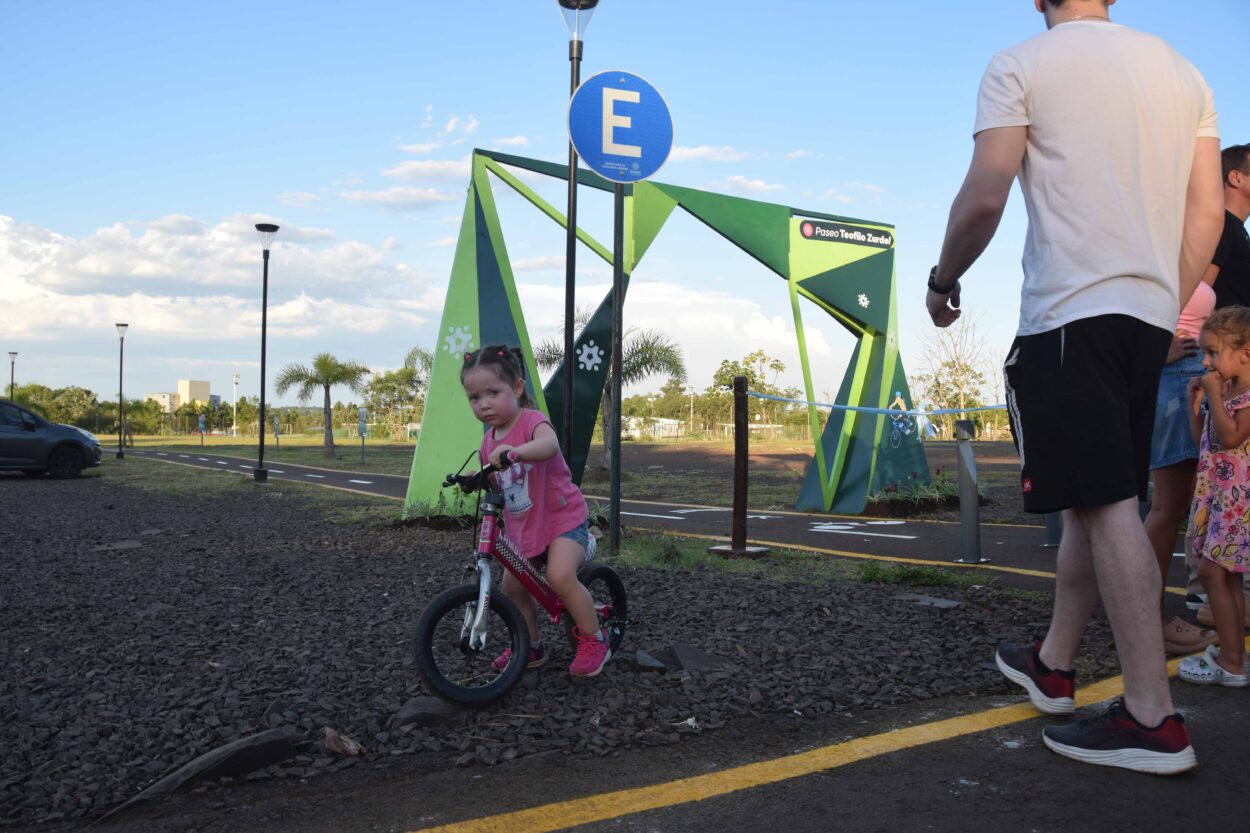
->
<box><xmin>0</xmin><ymin>403</ymin><xmax>27</xmax><ymax>426</ymax></box>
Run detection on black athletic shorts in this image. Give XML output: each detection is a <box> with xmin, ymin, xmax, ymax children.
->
<box><xmin>1003</xmin><ymin>314</ymin><xmax>1171</xmax><ymax>514</ymax></box>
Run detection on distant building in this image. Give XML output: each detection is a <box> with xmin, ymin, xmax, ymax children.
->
<box><xmin>177</xmin><ymin>380</ymin><xmax>211</xmax><ymax>407</ymax></box>
<box><xmin>145</xmin><ymin>392</ymin><xmax>179</xmax><ymax>413</ymax></box>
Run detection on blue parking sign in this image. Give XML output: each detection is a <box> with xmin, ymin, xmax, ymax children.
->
<box><xmin>569</xmin><ymin>71</ymin><xmax>673</xmax><ymax>184</ymax></box>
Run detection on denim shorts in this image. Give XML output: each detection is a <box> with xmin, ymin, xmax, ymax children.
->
<box><xmin>1150</xmin><ymin>353</ymin><xmax>1204</xmax><ymax>470</ymax></box>
<box><xmin>556</xmin><ymin>520</ymin><xmax>590</xmax><ymax>552</ymax></box>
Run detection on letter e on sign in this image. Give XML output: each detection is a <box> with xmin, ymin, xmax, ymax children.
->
<box><xmin>602</xmin><ymin>88</ymin><xmax>642</xmax><ymax>158</ymax></box>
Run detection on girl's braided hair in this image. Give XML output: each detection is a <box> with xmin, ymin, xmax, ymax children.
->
<box><xmin>1202</xmin><ymin>305</ymin><xmax>1250</xmax><ymax>350</ymax></box>
<box><xmin>461</xmin><ymin>344</ymin><xmax>531</xmax><ymax>408</ymax></box>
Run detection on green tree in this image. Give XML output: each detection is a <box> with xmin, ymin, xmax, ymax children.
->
<box><xmin>275</xmin><ymin>353</ymin><xmax>371</xmax><ymax>457</ymax></box>
<box><xmin>535</xmin><ymin>316</ymin><xmax>685</xmax><ymax>471</ymax></box>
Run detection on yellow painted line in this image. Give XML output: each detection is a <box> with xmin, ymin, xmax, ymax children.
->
<box><xmin>409</xmin><ymin>648</ymin><xmax>1248</xmax><ymax>833</ymax></box>
<box><xmin>657</xmin><ymin>529</ymin><xmax>1188</xmax><ymax>597</ymax></box>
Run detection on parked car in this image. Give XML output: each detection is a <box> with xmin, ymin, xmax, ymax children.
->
<box><xmin>0</xmin><ymin>399</ymin><xmax>102</xmax><ymax>478</ymax></box>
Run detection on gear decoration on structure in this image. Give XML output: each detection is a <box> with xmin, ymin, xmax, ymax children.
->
<box><xmin>444</xmin><ymin>325</ymin><xmax>475</xmax><ymax>356</ymax></box>
<box><xmin>858</xmin><ymin>293</ymin><xmax>870</xmax><ymax>309</ymax></box>
<box><xmin>577</xmin><ymin>340</ymin><xmax>604</xmax><ymax>372</ymax></box>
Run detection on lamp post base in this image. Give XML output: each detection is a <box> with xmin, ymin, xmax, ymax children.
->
<box><xmin>253</xmin><ymin>468</ymin><xmax>268</xmax><ymax>483</ymax></box>
<box><xmin>115</xmin><ymin>451</ymin><xmax>124</xmax><ymax>459</ymax></box>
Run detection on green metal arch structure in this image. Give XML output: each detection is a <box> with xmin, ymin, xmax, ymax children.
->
<box><xmin>405</xmin><ymin>149</ymin><xmax>928</xmax><ymax>516</ymax></box>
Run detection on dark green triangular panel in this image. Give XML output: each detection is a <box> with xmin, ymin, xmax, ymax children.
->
<box><xmin>652</xmin><ymin>183</ymin><xmax>792</xmax><ymax>277</ymax></box>
<box><xmin>798</xmin><ymin>248</ymin><xmax>895</xmax><ymax>335</ymax></box>
<box><xmin>544</xmin><ymin>276</ymin><xmax>629</xmax><ymax>483</ymax></box>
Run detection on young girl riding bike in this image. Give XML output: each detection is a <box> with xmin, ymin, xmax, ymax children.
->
<box><xmin>460</xmin><ymin>344</ymin><xmax>610</xmax><ymax>678</ymax></box>
<box><xmin>1182</xmin><ymin>306</ymin><xmax>1250</xmax><ymax>687</ymax></box>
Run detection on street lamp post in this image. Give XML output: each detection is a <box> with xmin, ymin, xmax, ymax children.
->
<box><xmin>557</xmin><ymin>0</ymin><xmax>599</xmax><ymax>461</ymax></box>
<box><xmin>232</xmin><ymin>371</ymin><xmax>239</xmax><ymax>437</ymax></box>
<box><xmin>115</xmin><ymin>324</ymin><xmax>128</xmax><ymax>458</ymax></box>
<box><xmin>254</xmin><ymin>223</ymin><xmax>279</xmax><ymax>483</ymax></box>
<box><xmin>7</xmin><ymin>351</ymin><xmax>15</xmax><ymax>400</ymax></box>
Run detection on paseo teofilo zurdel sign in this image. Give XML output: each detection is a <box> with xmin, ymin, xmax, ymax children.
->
<box><xmin>799</xmin><ymin>219</ymin><xmax>894</xmax><ymax>250</ymax></box>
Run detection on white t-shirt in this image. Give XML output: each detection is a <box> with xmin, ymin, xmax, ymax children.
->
<box><xmin>974</xmin><ymin>21</ymin><xmax>1219</xmax><ymax>336</ymax></box>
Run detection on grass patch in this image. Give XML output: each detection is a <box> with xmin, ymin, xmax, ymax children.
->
<box><xmin>858</xmin><ymin>562</ymin><xmax>958</xmax><ymax>587</ymax></box>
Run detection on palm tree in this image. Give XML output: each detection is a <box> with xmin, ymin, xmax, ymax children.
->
<box><xmin>535</xmin><ymin>313</ymin><xmax>685</xmax><ymax>472</ymax></box>
<box><xmin>275</xmin><ymin>353</ymin><xmax>371</xmax><ymax>458</ymax></box>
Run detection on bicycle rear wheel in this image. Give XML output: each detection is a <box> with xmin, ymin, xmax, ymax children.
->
<box><xmin>564</xmin><ymin>563</ymin><xmax>628</xmax><ymax>654</ymax></box>
<box><xmin>414</xmin><ymin>584</ymin><xmax>530</xmax><ymax>706</ymax></box>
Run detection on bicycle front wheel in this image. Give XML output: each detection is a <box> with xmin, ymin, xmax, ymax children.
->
<box><xmin>414</xmin><ymin>584</ymin><xmax>530</xmax><ymax>706</ymax></box>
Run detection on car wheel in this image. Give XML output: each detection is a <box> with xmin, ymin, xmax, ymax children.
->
<box><xmin>21</xmin><ymin>469</ymin><xmax>45</xmax><ymax>477</ymax></box>
<box><xmin>47</xmin><ymin>447</ymin><xmax>84</xmax><ymax>479</ymax></box>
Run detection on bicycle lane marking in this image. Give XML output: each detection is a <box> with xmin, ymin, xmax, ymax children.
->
<box><xmin>404</xmin><ymin>666</ymin><xmax>1200</xmax><ymax>833</ymax></box>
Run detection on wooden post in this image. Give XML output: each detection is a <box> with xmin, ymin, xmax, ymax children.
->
<box><xmin>710</xmin><ymin>376</ymin><xmax>769</xmax><ymax>558</ymax></box>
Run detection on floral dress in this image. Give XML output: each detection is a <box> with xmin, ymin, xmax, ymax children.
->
<box><xmin>1190</xmin><ymin>390</ymin><xmax>1250</xmax><ymax>573</ymax></box>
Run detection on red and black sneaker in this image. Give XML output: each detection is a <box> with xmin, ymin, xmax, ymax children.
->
<box><xmin>994</xmin><ymin>641</ymin><xmax>1075</xmax><ymax>715</ymax></box>
<box><xmin>1042</xmin><ymin>699</ymin><xmax>1197</xmax><ymax>775</ymax></box>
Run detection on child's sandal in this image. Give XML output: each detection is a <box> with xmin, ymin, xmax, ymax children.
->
<box><xmin>1179</xmin><ymin>646</ymin><xmax>1250</xmax><ymax>688</ymax></box>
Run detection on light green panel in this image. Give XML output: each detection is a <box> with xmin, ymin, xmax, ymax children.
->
<box><xmin>405</xmin><ymin>185</ymin><xmax>485</xmax><ymax>510</ymax></box>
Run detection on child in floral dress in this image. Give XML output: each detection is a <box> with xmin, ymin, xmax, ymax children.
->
<box><xmin>1183</xmin><ymin>306</ymin><xmax>1250</xmax><ymax>687</ymax></box>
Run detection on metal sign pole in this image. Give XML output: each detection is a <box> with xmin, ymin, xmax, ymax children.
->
<box><xmin>609</xmin><ymin>183</ymin><xmax>624</xmax><ymax>555</ymax></box>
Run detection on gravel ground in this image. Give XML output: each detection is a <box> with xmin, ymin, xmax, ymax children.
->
<box><xmin>0</xmin><ymin>465</ymin><xmax>1115</xmax><ymax>829</ymax></box>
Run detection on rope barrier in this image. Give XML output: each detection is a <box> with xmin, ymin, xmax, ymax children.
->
<box><xmin>745</xmin><ymin>390</ymin><xmax>1006</xmax><ymax>417</ymax></box>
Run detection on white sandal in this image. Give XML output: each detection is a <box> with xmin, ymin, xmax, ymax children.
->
<box><xmin>1179</xmin><ymin>647</ymin><xmax>1250</xmax><ymax>688</ymax></box>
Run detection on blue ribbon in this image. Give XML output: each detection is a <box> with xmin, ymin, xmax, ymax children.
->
<box><xmin>746</xmin><ymin>390</ymin><xmax>1006</xmax><ymax>417</ymax></box>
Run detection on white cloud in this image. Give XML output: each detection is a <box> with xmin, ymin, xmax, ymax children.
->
<box><xmin>277</xmin><ymin>191</ymin><xmax>320</xmax><ymax>206</ymax></box>
<box><xmin>706</xmin><ymin>175</ymin><xmax>784</xmax><ymax>195</ymax></box>
<box><xmin>515</xmin><ymin>278</ymin><xmax>850</xmax><ymax>394</ymax></box>
<box><xmin>786</xmin><ymin>149</ymin><xmax>812</xmax><ymax>160</ymax></box>
<box><xmin>439</xmin><ymin>115</ymin><xmax>460</xmax><ymax>136</ymax></box>
<box><xmin>493</xmin><ymin>136</ymin><xmax>529</xmax><ymax>148</ymax></box>
<box><xmin>0</xmin><ymin>212</ymin><xmax>434</xmax><ymax>341</ymax></box>
<box><xmin>512</xmin><ymin>255</ymin><xmax>564</xmax><ymax>272</ymax></box>
<box><xmin>428</xmin><ymin>236</ymin><xmax>458</xmax><ymax>248</ymax></box>
<box><xmin>340</xmin><ymin>187</ymin><xmax>456</xmax><ymax>210</ymax></box>
<box><xmin>381</xmin><ymin>157</ymin><xmax>472</xmax><ymax>181</ymax></box>
<box><xmin>462</xmin><ymin>114</ymin><xmax>479</xmax><ymax>135</ymax></box>
<box><xmin>421</xmin><ymin>104</ymin><xmax>433</xmax><ymax>129</ymax></box>
<box><xmin>399</xmin><ymin>141</ymin><xmax>442</xmax><ymax>155</ymax></box>
<box><xmin>669</xmin><ymin>145</ymin><xmax>753</xmax><ymax>163</ymax></box>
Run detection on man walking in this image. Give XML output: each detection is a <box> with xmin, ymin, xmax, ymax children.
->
<box><xmin>925</xmin><ymin>0</ymin><xmax>1223</xmax><ymax>773</ymax></box>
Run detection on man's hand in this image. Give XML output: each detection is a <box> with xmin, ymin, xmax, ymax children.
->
<box><xmin>1165</xmin><ymin>334</ymin><xmax>1199</xmax><ymax>365</ymax></box>
<box><xmin>926</xmin><ymin>283</ymin><xmax>962</xmax><ymax>328</ymax></box>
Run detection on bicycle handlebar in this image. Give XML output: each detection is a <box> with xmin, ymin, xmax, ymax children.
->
<box><xmin>442</xmin><ymin>452</ymin><xmax>515</xmax><ymax>492</ymax></box>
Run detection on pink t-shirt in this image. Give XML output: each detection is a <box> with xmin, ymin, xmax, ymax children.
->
<box><xmin>480</xmin><ymin>408</ymin><xmax>587</xmax><ymax>558</ymax></box>
<box><xmin>1177</xmin><ymin>281</ymin><xmax>1215</xmax><ymax>340</ymax></box>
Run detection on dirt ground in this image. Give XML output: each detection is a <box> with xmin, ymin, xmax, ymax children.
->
<box><xmin>588</xmin><ymin>439</ymin><xmax>1029</xmax><ymax>525</ymax></box>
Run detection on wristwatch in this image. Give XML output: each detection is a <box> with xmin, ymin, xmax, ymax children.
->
<box><xmin>927</xmin><ymin>265</ymin><xmax>957</xmax><ymax>295</ymax></box>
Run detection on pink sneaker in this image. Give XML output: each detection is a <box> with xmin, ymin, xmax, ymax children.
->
<box><xmin>569</xmin><ymin>627</ymin><xmax>611</xmax><ymax>677</ymax></box>
<box><xmin>492</xmin><ymin>642</ymin><xmax>546</xmax><ymax>671</ymax></box>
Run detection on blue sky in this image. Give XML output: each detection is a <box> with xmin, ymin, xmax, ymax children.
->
<box><xmin>3</xmin><ymin>1</ymin><xmax>1248</xmax><ymax>408</ymax></box>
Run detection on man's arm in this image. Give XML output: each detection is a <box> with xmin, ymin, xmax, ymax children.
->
<box><xmin>1178</xmin><ymin>137</ymin><xmax>1224</xmax><ymax>307</ymax></box>
<box><xmin>927</xmin><ymin>126</ymin><xmax>1027</xmax><ymax>327</ymax></box>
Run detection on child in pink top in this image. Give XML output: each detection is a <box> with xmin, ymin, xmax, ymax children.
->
<box><xmin>460</xmin><ymin>345</ymin><xmax>610</xmax><ymax>678</ymax></box>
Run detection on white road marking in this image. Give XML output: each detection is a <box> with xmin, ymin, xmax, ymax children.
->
<box><xmin>156</xmin><ymin>452</ymin><xmax>168</xmax><ymax>456</ymax></box>
<box><xmin>621</xmin><ymin>511</ymin><xmax>686</xmax><ymax>521</ymax></box>
<box><xmin>269</xmin><ymin>470</ymin><xmax>285</xmax><ymax>474</ymax></box>
<box><xmin>179</xmin><ymin>455</ymin><xmax>190</xmax><ymax>458</ymax></box>
<box><xmin>197</xmin><ymin>457</ymin><xmax>209</xmax><ymax>461</ymax></box>
<box><xmin>348</xmin><ymin>479</ymin><xmax>373</xmax><ymax>485</ymax></box>
<box><xmin>305</xmin><ymin>474</ymin><xmax>325</xmax><ymax>479</ymax></box>
<box><xmin>216</xmin><ymin>461</ymin><xmax>228</xmax><ymax>465</ymax></box>
<box><xmin>239</xmin><ymin>464</ymin><xmax>252</xmax><ymax>469</ymax></box>
<box><xmin>809</xmin><ymin>522</ymin><xmax>917</xmax><ymax>540</ymax></box>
